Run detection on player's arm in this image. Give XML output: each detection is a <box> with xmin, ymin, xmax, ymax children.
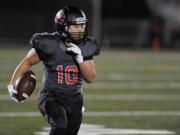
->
<box><xmin>8</xmin><ymin>48</ymin><xmax>40</xmax><ymax>102</ymax></box>
<box><xmin>9</xmin><ymin>48</ymin><xmax>40</xmax><ymax>85</ymax></box>
<box><xmin>79</xmin><ymin>60</ymin><xmax>96</xmax><ymax>83</ymax></box>
<box><xmin>66</xmin><ymin>43</ymin><xmax>97</xmax><ymax>83</ymax></box>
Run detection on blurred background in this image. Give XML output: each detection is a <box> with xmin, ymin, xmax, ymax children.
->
<box><xmin>1</xmin><ymin>0</ymin><xmax>180</xmax><ymax>50</ymax></box>
<box><xmin>1</xmin><ymin>0</ymin><xmax>180</xmax><ymax>135</ymax></box>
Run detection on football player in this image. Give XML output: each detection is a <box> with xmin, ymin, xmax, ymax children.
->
<box><xmin>7</xmin><ymin>6</ymin><xmax>100</xmax><ymax>135</ymax></box>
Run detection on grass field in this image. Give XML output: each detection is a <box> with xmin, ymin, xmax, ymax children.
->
<box><xmin>0</xmin><ymin>46</ymin><xmax>180</xmax><ymax>135</ymax></box>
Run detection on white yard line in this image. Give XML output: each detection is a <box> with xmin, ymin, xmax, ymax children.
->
<box><xmin>0</xmin><ymin>111</ymin><xmax>176</xmax><ymax>134</ymax></box>
<box><xmin>84</xmin><ymin>94</ymin><xmax>180</xmax><ymax>100</ymax></box>
<box><xmin>108</xmin><ymin>73</ymin><xmax>180</xmax><ymax>81</ymax></box>
<box><xmin>1</xmin><ymin>111</ymin><xmax>180</xmax><ymax>117</ymax></box>
<box><xmin>84</xmin><ymin>82</ymin><xmax>180</xmax><ymax>89</ymax></box>
<box><xmin>34</xmin><ymin>124</ymin><xmax>175</xmax><ymax>135</ymax></box>
<box><xmin>0</xmin><ymin>112</ymin><xmax>40</xmax><ymax>117</ymax></box>
<box><xmin>2</xmin><ymin>81</ymin><xmax>180</xmax><ymax>91</ymax></box>
<box><xmin>84</xmin><ymin>111</ymin><xmax>180</xmax><ymax>116</ymax></box>
<box><xmin>1</xmin><ymin>94</ymin><xmax>180</xmax><ymax>101</ymax></box>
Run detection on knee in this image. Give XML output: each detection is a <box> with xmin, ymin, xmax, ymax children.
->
<box><xmin>50</xmin><ymin>126</ymin><xmax>66</xmax><ymax>135</ymax></box>
<box><xmin>44</xmin><ymin>99</ymin><xmax>68</xmax><ymax>128</ymax></box>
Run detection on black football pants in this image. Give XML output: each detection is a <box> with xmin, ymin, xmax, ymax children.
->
<box><xmin>38</xmin><ymin>91</ymin><xmax>83</xmax><ymax>135</ymax></box>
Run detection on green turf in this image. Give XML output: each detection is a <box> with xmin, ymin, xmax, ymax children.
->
<box><xmin>1</xmin><ymin>47</ymin><xmax>180</xmax><ymax>134</ymax></box>
<box><xmin>83</xmin><ymin>116</ymin><xmax>180</xmax><ymax>131</ymax></box>
<box><xmin>0</xmin><ymin>117</ymin><xmax>48</xmax><ymax>135</ymax></box>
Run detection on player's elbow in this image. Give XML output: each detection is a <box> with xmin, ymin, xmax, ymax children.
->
<box><xmin>84</xmin><ymin>79</ymin><xmax>94</xmax><ymax>84</ymax></box>
<box><xmin>84</xmin><ymin>74</ymin><xmax>96</xmax><ymax>84</ymax></box>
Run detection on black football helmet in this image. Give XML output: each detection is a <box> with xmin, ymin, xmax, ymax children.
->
<box><xmin>55</xmin><ymin>6</ymin><xmax>88</xmax><ymax>44</ymax></box>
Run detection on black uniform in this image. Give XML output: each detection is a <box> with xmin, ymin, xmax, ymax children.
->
<box><xmin>30</xmin><ymin>32</ymin><xmax>99</xmax><ymax>135</ymax></box>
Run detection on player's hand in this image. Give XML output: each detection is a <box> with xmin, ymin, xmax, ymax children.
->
<box><xmin>66</xmin><ymin>42</ymin><xmax>83</xmax><ymax>63</ymax></box>
<box><xmin>7</xmin><ymin>84</ymin><xmax>19</xmax><ymax>102</ymax></box>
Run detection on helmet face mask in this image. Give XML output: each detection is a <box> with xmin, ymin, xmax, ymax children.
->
<box><xmin>69</xmin><ymin>31</ymin><xmax>84</xmax><ymax>41</ymax></box>
<box><xmin>55</xmin><ymin>6</ymin><xmax>88</xmax><ymax>44</ymax></box>
<box><xmin>67</xmin><ymin>23</ymin><xmax>86</xmax><ymax>43</ymax></box>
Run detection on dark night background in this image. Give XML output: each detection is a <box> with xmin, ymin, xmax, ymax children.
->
<box><xmin>0</xmin><ymin>0</ymin><xmax>179</xmax><ymax>49</ymax></box>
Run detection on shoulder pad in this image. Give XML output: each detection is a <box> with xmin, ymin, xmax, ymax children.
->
<box><xmin>78</xmin><ymin>36</ymin><xmax>100</xmax><ymax>57</ymax></box>
<box><xmin>29</xmin><ymin>32</ymin><xmax>56</xmax><ymax>45</ymax></box>
<box><xmin>29</xmin><ymin>32</ymin><xmax>58</xmax><ymax>59</ymax></box>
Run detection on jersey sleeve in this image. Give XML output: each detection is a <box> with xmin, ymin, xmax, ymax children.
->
<box><xmin>29</xmin><ymin>33</ymin><xmax>44</xmax><ymax>60</ymax></box>
<box><xmin>79</xmin><ymin>36</ymin><xmax>100</xmax><ymax>58</ymax></box>
<box><xmin>84</xmin><ymin>56</ymin><xmax>93</xmax><ymax>61</ymax></box>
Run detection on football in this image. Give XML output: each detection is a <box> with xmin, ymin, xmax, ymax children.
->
<box><xmin>14</xmin><ymin>70</ymin><xmax>36</xmax><ymax>101</ymax></box>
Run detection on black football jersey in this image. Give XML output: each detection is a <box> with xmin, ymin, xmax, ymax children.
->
<box><xmin>30</xmin><ymin>32</ymin><xmax>100</xmax><ymax>93</ymax></box>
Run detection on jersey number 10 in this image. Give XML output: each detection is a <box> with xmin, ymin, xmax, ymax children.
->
<box><xmin>57</xmin><ymin>65</ymin><xmax>78</xmax><ymax>85</ymax></box>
